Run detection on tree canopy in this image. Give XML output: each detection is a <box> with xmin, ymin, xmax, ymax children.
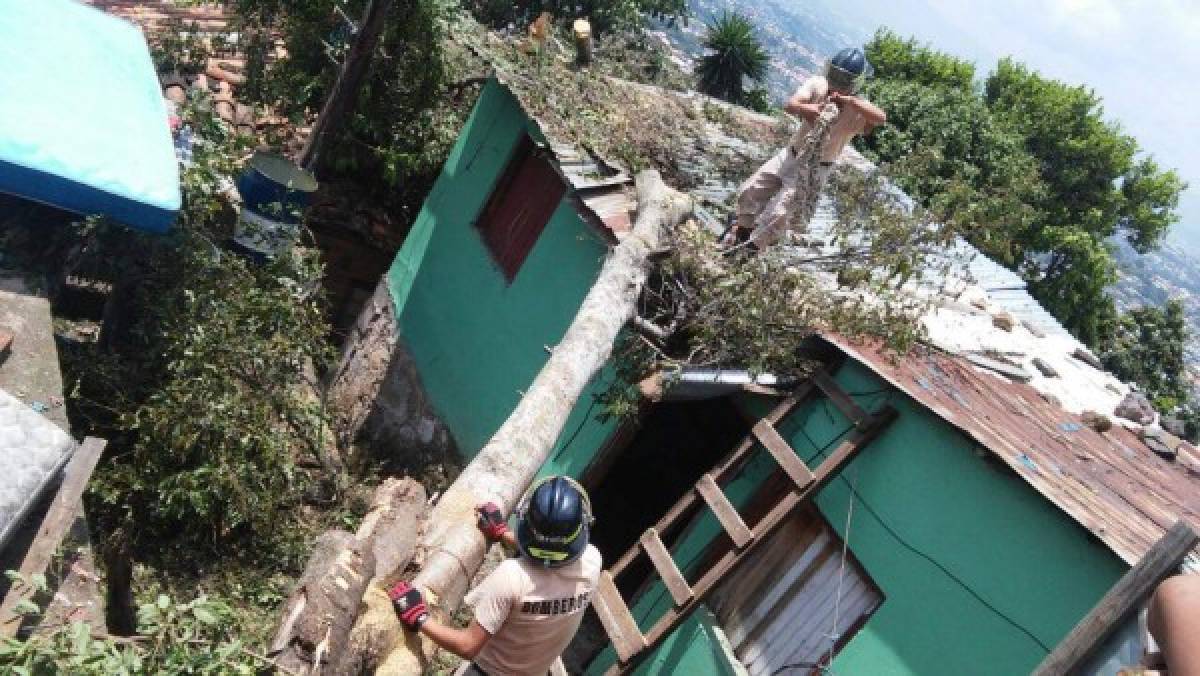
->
<box><xmin>857</xmin><ymin>29</ymin><xmax>1187</xmax><ymax>349</ymax></box>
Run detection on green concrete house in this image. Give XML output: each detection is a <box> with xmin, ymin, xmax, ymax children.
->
<box><xmin>334</xmin><ymin>75</ymin><xmax>1200</xmax><ymax>675</ymax></box>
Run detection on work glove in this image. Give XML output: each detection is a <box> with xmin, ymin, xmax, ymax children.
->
<box><xmin>388</xmin><ymin>581</ymin><xmax>429</xmax><ymax>631</ymax></box>
<box><xmin>476</xmin><ymin>502</ymin><xmax>509</xmax><ymax>542</ymax></box>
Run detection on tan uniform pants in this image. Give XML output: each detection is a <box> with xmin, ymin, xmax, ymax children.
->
<box><xmin>736</xmin><ymin>147</ymin><xmax>832</xmax><ymax>247</ymax></box>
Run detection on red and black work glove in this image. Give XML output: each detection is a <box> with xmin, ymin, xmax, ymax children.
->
<box><xmin>388</xmin><ymin>581</ymin><xmax>429</xmax><ymax>631</ymax></box>
<box><xmin>476</xmin><ymin>502</ymin><xmax>509</xmax><ymax>543</ymax></box>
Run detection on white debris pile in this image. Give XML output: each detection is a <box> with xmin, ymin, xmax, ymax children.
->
<box><xmin>921</xmin><ymin>284</ymin><xmax>1131</xmax><ymax>418</ymax></box>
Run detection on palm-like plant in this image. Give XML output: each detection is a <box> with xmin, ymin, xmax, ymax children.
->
<box><xmin>697</xmin><ymin>12</ymin><xmax>769</xmax><ymax>105</ymax></box>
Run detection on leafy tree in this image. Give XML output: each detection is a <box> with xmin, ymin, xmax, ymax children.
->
<box><xmin>1100</xmin><ymin>300</ymin><xmax>1191</xmax><ymax>410</ymax></box>
<box><xmin>859</xmin><ymin>78</ymin><xmax>1043</xmax><ymax>267</ymax></box>
<box><xmin>859</xmin><ymin>32</ymin><xmax>1186</xmax><ymax>348</ymax></box>
<box><xmin>697</xmin><ymin>12</ymin><xmax>769</xmax><ymax>107</ymax></box>
<box><xmin>864</xmin><ymin>29</ymin><xmax>975</xmax><ymax>92</ymax></box>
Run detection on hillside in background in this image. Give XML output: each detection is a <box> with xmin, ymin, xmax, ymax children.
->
<box><xmin>1111</xmin><ymin>238</ymin><xmax>1200</xmax><ymax>366</ymax></box>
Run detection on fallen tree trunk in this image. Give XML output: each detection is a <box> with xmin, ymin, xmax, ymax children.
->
<box><xmin>269</xmin><ymin>478</ymin><xmax>426</xmax><ymax>674</ymax></box>
<box><xmin>365</xmin><ymin>170</ymin><xmax>692</xmax><ymax>674</ymax></box>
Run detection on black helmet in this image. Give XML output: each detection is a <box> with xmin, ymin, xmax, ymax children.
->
<box><xmin>517</xmin><ymin>476</ymin><xmax>593</xmax><ymax>568</ymax></box>
<box><xmin>827</xmin><ymin>47</ymin><xmax>873</xmax><ymax>93</ymax></box>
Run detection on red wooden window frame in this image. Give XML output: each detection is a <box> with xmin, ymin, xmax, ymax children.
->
<box><xmin>475</xmin><ymin>135</ymin><xmax>567</xmax><ymax>282</ymax></box>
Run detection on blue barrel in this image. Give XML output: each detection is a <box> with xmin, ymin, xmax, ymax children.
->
<box><xmin>236</xmin><ymin>151</ymin><xmax>318</xmax><ymax>223</ymax></box>
<box><xmin>232</xmin><ymin>152</ymin><xmax>318</xmax><ymax>260</ymax></box>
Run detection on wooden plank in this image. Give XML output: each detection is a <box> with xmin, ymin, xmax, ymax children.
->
<box><xmin>620</xmin><ymin>407</ymin><xmax>897</xmax><ymax>673</ymax></box>
<box><xmin>609</xmin><ymin>387</ymin><xmax>813</xmax><ymax>578</ymax></box>
<box><xmin>811</xmin><ymin>369</ymin><xmax>869</xmax><ymax>426</ymax></box>
<box><xmin>752</xmin><ymin>420</ymin><xmax>815</xmax><ymax>489</ymax></box>
<box><xmin>0</xmin><ymin>437</ymin><xmax>106</xmax><ymax>637</ymax></box>
<box><xmin>696</xmin><ymin>474</ymin><xmax>753</xmax><ymax>548</ymax></box>
<box><xmin>1032</xmin><ymin>520</ymin><xmax>1199</xmax><ymax>676</ymax></box>
<box><xmin>592</xmin><ymin>571</ymin><xmax>646</xmax><ymax>664</ymax></box>
<box><xmin>639</xmin><ymin>528</ymin><xmax>693</xmax><ymax>607</ymax></box>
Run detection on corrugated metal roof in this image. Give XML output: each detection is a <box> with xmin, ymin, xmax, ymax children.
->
<box><xmin>825</xmin><ymin>336</ymin><xmax>1200</xmax><ymax>566</ymax></box>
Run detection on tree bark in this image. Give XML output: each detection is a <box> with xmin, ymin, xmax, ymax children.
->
<box><xmin>366</xmin><ymin>170</ymin><xmax>692</xmax><ymax>674</ymax></box>
<box><xmin>299</xmin><ymin>0</ymin><xmax>395</xmax><ymax>172</ymax></box>
<box><xmin>269</xmin><ymin>478</ymin><xmax>426</xmax><ymax>674</ymax></box>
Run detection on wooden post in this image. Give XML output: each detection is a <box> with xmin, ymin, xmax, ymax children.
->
<box><xmin>0</xmin><ymin>437</ymin><xmax>106</xmax><ymax>638</ymax></box>
<box><xmin>299</xmin><ymin>0</ymin><xmax>395</xmax><ymax>172</ymax></box>
<box><xmin>1032</xmin><ymin>520</ymin><xmax>1199</xmax><ymax>676</ymax></box>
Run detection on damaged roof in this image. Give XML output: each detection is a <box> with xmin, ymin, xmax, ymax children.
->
<box><xmin>493</xmin><ymin>68</ymin><xmax>1200</xmax><ymax>566</ymax></box>
<box><xmin>827</xmin><ymin>336</ymin><xmax>1200</xmax><ymax>567</ymax></box>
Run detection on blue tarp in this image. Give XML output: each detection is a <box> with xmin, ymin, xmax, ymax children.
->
<box><xmin>0</xmin><ymin>0</ymin><xmax>181</xmax><ymax>233</ymax></box>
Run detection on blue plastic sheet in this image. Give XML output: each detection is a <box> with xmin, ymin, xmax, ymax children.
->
<box><xmin>0</xmin><ymin>0</ymin><xmax>181</xmax><ymax>232</ymax></box>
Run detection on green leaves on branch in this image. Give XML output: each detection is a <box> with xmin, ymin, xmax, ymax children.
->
<box><xmin>0</xmin><ymin>589</ymin><xmax>261</xmax><ymax>675</ymax></box>
<box><xmin>605</xmin><ymin>163</ymin><xmax>957</xmax><ymax>416</ymax></box>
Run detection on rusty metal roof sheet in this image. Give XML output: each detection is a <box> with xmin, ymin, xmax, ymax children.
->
<box><xmin>826</xmin><ymin>336</ymin><xmax>1200</xmax><ymax>566</ymax></box>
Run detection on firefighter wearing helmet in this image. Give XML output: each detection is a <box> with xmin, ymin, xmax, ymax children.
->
<box><xmin>390</xmin><ymin>476</ymin><xmax>601</xmax><ymax>675</ymax></box>
<box><xmin>724</xmin><ymin>47</ymin><xmax>888</xmax><ymax>249</ymax></box>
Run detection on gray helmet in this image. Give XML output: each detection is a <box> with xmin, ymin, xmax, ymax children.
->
<box><xmin>827</xmin><ymin>47</ymin><xmax>874</xmax><ymax>93</ymax></box>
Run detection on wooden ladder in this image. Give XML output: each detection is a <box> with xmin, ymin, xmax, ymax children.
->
<box><xmin>591</xmin><ymin>373</ymin><xmax>896</xmax><ymax>674</ymax></box>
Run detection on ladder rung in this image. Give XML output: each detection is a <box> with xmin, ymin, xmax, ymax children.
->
<box><xmin>753</xmin><ymin>420</ymin><xmax>815</xmax><ymax>488</ymax></box>
<box><xmin>695</xmin><ymin>474</ymin><xmax>753</xmax><ymax>548</ymax></box>
<box><xmin>592</xmin><ymin>571</ymin><xmax>646</xmax><ymax>663</ymax></box>
<box><xmin>812</xmin><ymin>370</ymin><xmax>868</xmax><ymax>427</ymax></box>
<box><xmin>639</xmin><ymin>528</ymin><xmax>693</xmax><ymax>607</ymax></box>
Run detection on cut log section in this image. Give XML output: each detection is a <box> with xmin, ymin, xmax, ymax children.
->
<box><xmin>269</xmin><ymin>477</ymin><xmax>426</xmax><ymax>674</ymax></box>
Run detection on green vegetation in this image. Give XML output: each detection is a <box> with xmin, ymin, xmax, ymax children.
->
<box><xmin>0</xmin><ymin>576</ymin><xmax>264</xmax><ymax>674</ymax></box>
<box><xmin>604</xmin><ymin>158</ymin><xmax>962</xmax><ymax>417</ymax></box>
<box><xmin>464</xmin><ymin>0</ymin><xmax>687</xmax><ymax>34</ymax></box>
<box><xmin>697</xmin><ymin>12</ymin><xmax>770</xmax><ymax>110</ymax></box>
<box><xmin>235</xmin><ymin>0</ymin><xmax>463</xmax><ymax>224</ymax></box>
<box><xmin>858</xmin><ymin>29</ymin><xmax>1186</xmax><ymax>349</ymax></box>
<box><xmin>1100</xmin><ymin>300</ymin><xmax>1190</xmax><ymax>410</ymax></box>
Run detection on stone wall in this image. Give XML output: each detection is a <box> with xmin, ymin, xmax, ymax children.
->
<box><xmin>328</xmin><ymin>279</ymin><xmax>459</xmax><ymax>482</ymax></box>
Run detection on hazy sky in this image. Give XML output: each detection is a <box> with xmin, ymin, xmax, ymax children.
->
<box><xmin>811</xmin><ymin>0</ymin><xmax>1200</xmax><ymax>246</ymax></box>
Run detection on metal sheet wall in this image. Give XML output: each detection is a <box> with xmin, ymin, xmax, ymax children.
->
<box><xmin>709</xmin><ymin>511</ymin><xmax>882</xmax><ymax>675</ymax></box>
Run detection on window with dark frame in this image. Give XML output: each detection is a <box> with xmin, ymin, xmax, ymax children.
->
<box><xmin>475</xmin><ymin>135</ymin><xmax>567</xmax><ymax>282</ymax></box>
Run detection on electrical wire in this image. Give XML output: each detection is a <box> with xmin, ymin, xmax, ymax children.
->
<box><xmin>551</xmin><ymin>394</ymin><xmax>600</xmax><ymax>461</ymax></box>
<box><xmin>799</xmin><ymin>397</ymin><xmax>1054</xmax><ymax>655</ymax></box>
<box><xmin>627</xmin><ymin>389</ymin><xmax>1053</xmax><ymax>662</ymax></box>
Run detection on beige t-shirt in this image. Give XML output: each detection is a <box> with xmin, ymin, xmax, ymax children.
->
<box><xmin>789</xmin><ymin>75</ymin><xmax>870</xmax><ymax>163</ymax></box>
<box><xmin>465</xmin><ymin>545</ymin><xmax>603</xmax><ymax>676</ymax></box>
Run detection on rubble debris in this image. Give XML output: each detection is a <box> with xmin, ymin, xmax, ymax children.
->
<box><xmin>966</xmin><ymin>353</ymin><xmax>1033</xmax><ymax>382</ymax></box>
<box><xmin>0</xmin><ymin>330</ymin><xmax>11</xmax><ymax>363</ymax></box>
<box><xmin>1022</xmin><ymin>320</ymin><xmax>1046</xmax><ymax>338</ymax></box>
<box><xmin>1071</xmin><ymin>346</ymin><xmax>1103</xmax><ymax>370</ymax></box>
<box><xmin>991</xmin><ymin>311</ymin><xmax>1017</xmax><ymax>331</ymax></box>
<box><xmin>1032</xmin><ymin>357</ymin><xmax>1059</xmax><ymax>378</ymax></box>
<box><xmin>1141</xmin><ymin>426</ymin><xmax>1179</xmax><ymax>461</ymax></box>
<box><xmin>1115</xmin><ymin>391</ymin><xmax>1157</xmax><ymax>425</ymax></box>
<box><xmin>1081</xmin><ymin>410</ymin><xmax>1113</xmax><ymax>433</ymax></box>
<box><xmin>1162</xmin><ymin>416</ymin><xmax>1188</xmax><ymax>438</ymax></box>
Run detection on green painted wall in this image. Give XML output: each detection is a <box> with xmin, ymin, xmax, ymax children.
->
<box><xmin>386</xmin><ymin>79</ymin><xmax>618</xmax><ymax>461</ymax></box>
<box><xmin>590</xmin><ymin>359</ymin><xmax>1127</xmax><ymax>675</ymax></box>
